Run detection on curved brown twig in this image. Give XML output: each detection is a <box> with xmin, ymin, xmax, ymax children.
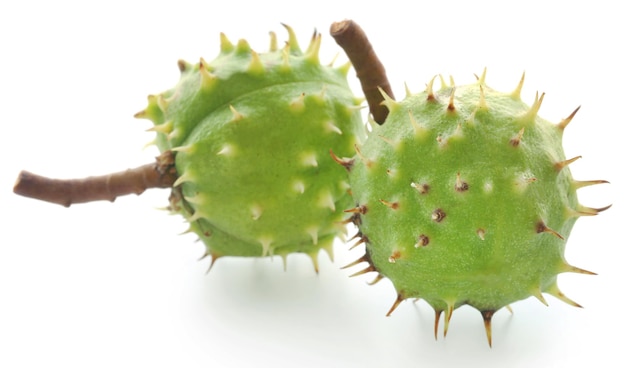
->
<box><xmin>331</xmin><ymin>19</ymin><xmax>394</xmax><ymax>124</ymax></box>
<box><xmin>13</xmin><ymin>21</ymin><xmax>390</xmax><ymax>206</ymax></box>
<box><xmin>13</xmin><ymin>151</ymin><xmax>178</xmax><ymax>207</ymax></box>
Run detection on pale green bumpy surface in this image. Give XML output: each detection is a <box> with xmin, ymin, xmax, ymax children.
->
<box><xmin>136</xmin><ymin>27</ymin><xmax>365</xmax><ymax>266</ymax></box>
<box><xmin>347</xmin><ymin>73</ymin><xmax>605</xmax><ymax>343</ymax></box>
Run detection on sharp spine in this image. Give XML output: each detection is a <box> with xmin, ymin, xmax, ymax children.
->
<box><xmin>408</xmin><ymin>110</ymin><xmax>428</xmax><ymax>137</ymax></box>
<box><xmin>308</xmin><ymin>252</ymin><xmax>320</xmax><ymax>274</ymax></box>
<box><xmin>344</xmin><ymin>204</ymin><xmax>368</xmax><ymax>214</ymax></box>
<box><xmin>510</xmin><ymin>127</ymin><xmax>525</xmax><ymax>147</ymax></box>
<box><xmin>481</xmin><ymin>310</ymin><xmax>496</xmax><ymax>347</ymax></box>
<box><xmin>573</xmin><ymin>179</ymin><xmax>609</xmax><ymax>189</ymax></box>
<box><xmin>306</xmin><ymin>226</ymin><xmax>319</xmax><ymax>245</ymax></box>
<box><xmin>259</xmin><ymin>237</ymin><xmax>273</xmax><ymax>257</ymax></box>
<box><xmin>455</xmin><ymin>172</ymin><xmax>469</xmax><ymax>192</ymax></box>
<box><xmin>415</xmin><ymin>234</ymin><xmax>429</xmax><ymax>247</ymax></box>
<box><xmin>173</xmin><ymin>172</ymin><xmax>193</xmax><ymax>187</ymax></box>
<box><xmin>533</xmin><ymin>289</ymin><xmax>549</xmax><ymax>306</ymax></box>
<box><xmin>183</xmin><ymin>194</ymin><xmax>204</xmax><ymax>205</ymax></box>
<box><xmin>367</xmin><ymin>274</ymin><xmax>385</xmax><ymax>285</ymax></box>
<box><xmin>443</xmin><ymin>303</ymin><xmax>455</xmax><ymax>337</ymax></box>
<box><xmin>336</xmin><ymin>61</ymin><xmax>351</xmax><ymax>76</ymax></box>
<box><xmin>438</xmin><ymin>74</ymin><xmax>448</xmax><ymax>89</ymax></box>
<box><xmin>318</xmin><ymin>191</ymin><xmax>335</xmax><ymax>211</ymax></box>
<box><xmin>171</xmin><ymin>144</ymin><xmax>195</xmax><ymax>154</ymax></box>
<box><xmin>219</xmin><ymin>33</ymin><xmax>234</xmax><ymax>53</ymax></box>
<box><xmin>434</xmin><ymin>309</ymin><xmax>443</xmax><ymax>340</ymax></box>
<box><xmin>555</xmin><ymin>156</ymin><xmax>582</xmax><ymax>171</ymax></box>
<box><xmin>426</xmin><ymin>76</ymin><xmax>437</xmax><ymax>102</ymax></box>
<box><xmin>511</xmin><ymin>71</ymin><xmax>525</xmax><ymax>100</ymax></box>
<box><xmin>269</xmin><ymin>31</ymin><xmax>278</xmax><ymax>51</ymax></box>
<box><xmin>341</xmin><ymin>253</ymin><xmax>370</xmax><ymax>269</ymax></box>
<box><xmin>536</xmin><ymin>220</ymin><xmax>564</xmax><ymax>240</ymax></box>
<box><xmin>304</xmin><ymin>31</ymin><xmax>321</xmax><ymax>63</ymax></box>
<box><xmin>320</xmin><ymin>240</ymin><xmax>334</xmax><ymax>262</ymax></box>
<box><xmin>354</xmin><ymin>144</ymin><xmax>374</xmax><ymax>168</ymax></box>
<box><xmin>348</xmin><ymin>235</ymin><xmax>368</xmax><ymax>250</ymax></box>
<box><xmin>557</xmin><ymin>105</ymin><xmax>581</xmax><ymax>130</ymax></box>
<box><xmin>478</xmin><ymin>84</ymin><xmax>488</xmax><ymax>110</ymax></box>
<box><xmin>329</xmin><ymin>149</ymin><xmax>354</xmax><ymax>171</ymax></box>
<box><xmin>217</xmin><ymin>143</ymin><xmax>235</xmax><ymax>156</ymax></box>
<box><xmin>545</xmin><ymin>282</ymin><xmax>583</xmax><ymax>308</ymax></box>
<box><xmin>388</xmin><ymin>250</ymin><xmax>401</xmax><ymax>263</ymax></box>
<box><xmin>301</xmin><ymin>152</ymin><xmax>318</xmax><ymax>167</ymax></box>
<box><xmin>411</xmin><ymin>182</ymin><xmax>429</xmax><ymax>194</ymax></box>
<box><xmin>147</xmin><ymin>120</ymin><xmax>174</xmax><ymax>134</ymax></box>
<box><xmin>235</xmin><ymin>39</ymin><xmax>251</xmax><ymax>54</ymax></box>
<box><xmin>281</xmin><ymin>23</ymin><xmax>301</xmax><ymax>53</ymax></box>
<box><xmin>199</xmin><ymin>58</ymin><xmax>218</xmax><ymax>90</ymax></box>
<box><xmin>378</xmin><ymin>87</ymin><xmax>401</xmax><ymax>112</ymax></box>
<box><xmin>404</xmin><ymin>82</ymin><xmax>412</xmax><ymax>98</ymax></box>
<box><xmin>523</xmin><ymin>91</ymin><xmax>545</xmax><ymax>122</ymax></box>
<box><xmin>447</xmin><ymin>87</ymin><xmax>456</xmax><ymax>112</ymax></box>
<box><xmin>569</xmin><ymin>204</ymin><xmax>612</xmax><ymax>217</ymax></box>
<box><xmin>378</xmin><ymin>135</ymin><xmax>399</xmax><ymax>149</ymax></box>
<box><xmin>205</xmin><ymin>253</ymin><xmax>222</xmax><ymax>274</ymax></box>
<box><xmin>476</xmin><ymin>67</ymin><xmax>487</xmax><ymax>85</ymax></box>
<box><xmin>349</xmin><ymin>264</ymin><xmax>376</xmax><ymax>278</ymax></box>
<box><xmin>280</xmin><ymin>46</ymin><xmax>291</xmax><ymax>70</ymax></box>
<box><xmin>247</xmin><ymin>51</ymin><xmax>265</xmax><ymax>74</ymax></box>
<box><xmin>229</xmin><ymin>105</ymin><xmax>244</xmax><ymax>122</ymax></box>
<box><xmin>325</xmin><ymin>121</ymin><xmax>343</xmax><ymax>135</ymax></box>
<box><xmin>386</xmin><ymin>294</ymin><xmax>404</xmax><ymax>317</ymax></box>
<box><xmin>379</xmin><ymin>199</ymin><xmax>399</xmax><ymax>210</ymax></box>
<box><xmin>561</xmin><ymin>263</ymin><xmax>597</xmax><ymax>275</ymax></box>
<box><xmin>187</xmin><ymin>209</ymin><xmax>209</xmax><ymax>222</ymax></box>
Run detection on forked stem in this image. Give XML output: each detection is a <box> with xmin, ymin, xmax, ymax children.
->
<box><xmin>331</xmin><ymin>19</ymin><xmax>394</xmax><ymax>124</ymax></box>
<box><xmin>13</xmin><ymin>151</ymin><xmax>178</xmax><ymax>207</ymax></box>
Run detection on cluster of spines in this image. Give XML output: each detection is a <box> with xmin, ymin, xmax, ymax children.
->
<box><xmin>135</xmin><ymin>24</ymin><xmax>355</xmax><ymax>144</ymax></box>
<box><xmin>171</xmin><ymin>96</ymin><xmax>353</xmax><ymax>271</ymax></box>
<box><xmin>135</xmin><ymin>26</ymin><xmax>363</xmax><ymax>272</ymax></box>
<box><xmin>339</xmin><ymin>70</ymin><xmax>610</xmax><ymax>346</ymax></box>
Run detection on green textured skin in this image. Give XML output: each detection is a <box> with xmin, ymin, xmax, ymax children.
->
<box><xmin>348</xmin><ymin>74</ymin><xmax>600</xmax><ymax>339</ymax></box>
<box><xmin>136</xmin><ymin>27</ymin><xmax>365</xmax><ymax>264</ymax></box>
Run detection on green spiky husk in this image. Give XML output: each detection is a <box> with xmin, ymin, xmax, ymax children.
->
<box><xmin>136</xmin><ymin>27</ymin><xmax>365</xmax><ymax>263</ymax></box>
<box><xmin>347</xmin><ymin>73</ymin><xmax>599</xmax><ymax>336</ymax></box>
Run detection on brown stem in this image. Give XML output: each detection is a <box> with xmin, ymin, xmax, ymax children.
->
<box><xmin>331</xmin><ymin>19</ymin><xmax>394</xmax><ymax>125</ymax></box>
<box><xmin>13</xmin><ymin>151</ymin><xmax>178</xmax><ymax>207</ymax></box>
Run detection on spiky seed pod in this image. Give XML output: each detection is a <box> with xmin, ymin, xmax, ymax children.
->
<box><xmin>345</xmin><ymin>71</ymin><xmax>609</xmax><ymax>345</ymax></box>
<box><xmin>136</xmin><ymin>26</ymin><xmax>365</xmax><ymax>270</ymax></box>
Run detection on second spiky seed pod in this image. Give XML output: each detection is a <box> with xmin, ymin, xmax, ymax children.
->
<box><xmin>344</xmin><ymin>71</ymin><xmax>609</xmax><ymax>345</ymax></box>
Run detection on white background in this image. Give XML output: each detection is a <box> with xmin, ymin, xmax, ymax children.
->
<box><xmin>1</xmin><ymin>1</ymin><xmax>622</xmax><ymax>367</ymax></box>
